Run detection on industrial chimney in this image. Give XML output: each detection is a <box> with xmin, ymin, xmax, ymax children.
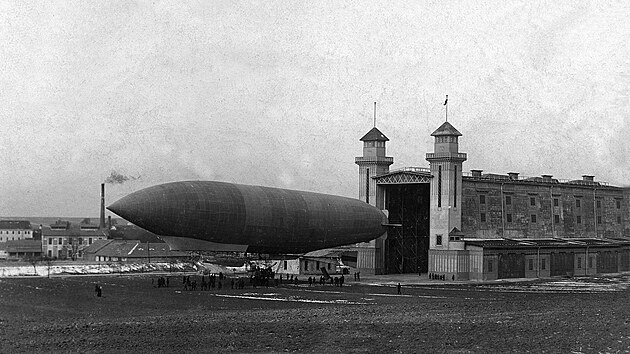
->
<box><xmin>99</xmin><ymin>183</ymin><xmax>106</xmax><ymax>229</ymax></box>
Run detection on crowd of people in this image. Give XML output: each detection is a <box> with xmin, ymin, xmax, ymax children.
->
<box><xmin>147</xmin><ymin>270</ymin><xmax>361</xmax><ymax>292</ymax></box>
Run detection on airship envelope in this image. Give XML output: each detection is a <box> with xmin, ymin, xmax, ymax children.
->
<box><xmin>107</xmin><ymin>181</ymin><xmax>387</xmax><ymax>253</ymax></box>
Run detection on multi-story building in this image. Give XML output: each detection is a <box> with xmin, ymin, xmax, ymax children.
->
<box><xmin>41</xmin><ymin>220</ymin><xmax>107</xmax><ymax>260</ymax></box>
<box><xmin>0</xmin><ymin>220</ymin><xmax>33</xmax><ymax>242</ymax></box>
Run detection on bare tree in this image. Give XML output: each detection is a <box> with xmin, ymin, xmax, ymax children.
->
<box><xmin>27</xmin><ymin>256</ymin><xmax>40</xmax><ymax>276</ymax></box>
<box><xmin>43</xmin><ymin>257</ymin><xmax>55</xmax><ymax>278</ymax></box>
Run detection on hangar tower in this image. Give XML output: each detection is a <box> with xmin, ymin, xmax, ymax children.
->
<box><xmin>356</xmin><ymin>127</ymin><xmax>393</xmax><ymax>208</ymax></box>
<box><xmin>426</xmin><ymin>121</ymin><xmax>467</xmax><ymax>275</ymax></box>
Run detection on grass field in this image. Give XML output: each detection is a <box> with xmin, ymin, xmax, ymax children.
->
<box><xmin>1</xmin><ymin>273</ymin><xmax>629</xmax><ymax>353</ymax></box>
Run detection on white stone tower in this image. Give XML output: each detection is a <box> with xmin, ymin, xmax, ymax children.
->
<box><xmin>426</xmin><ymin>121</ymin><xmax>467</xmax><ymax>250</ymax></box>
<box><xmin>355</xmin><ymin>127</ymin><xmax>393</xmax><ymax>209</ymax></box>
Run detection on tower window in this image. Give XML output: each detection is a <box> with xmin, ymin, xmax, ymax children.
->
<box><xmin>505</xmin><ymin>196</ymin><xmax>511</xmax><ymax>205</ymax></box>
<box><xmin>577</xmin><ymin>215</ymin><xmax>582</xmax><ymax>224</ymax></box>
<box><xmin>531</xmin><ymin>214</ymin><xmax>537</xmax><ymax>223</ymax></box>
<box><xmin>597</xmin><ymin>215</ymin><xmax>602</xmax><ymax>224</ymax></box>
<box><xmin>553</xmin><ymin>198</ymin><xmax>559</xmax><ymax>207</ymax></box>
<box><xmin>597</xmin><ymin>200</ymin><xmax>601</xmax><ymax>208</ymax></box>
<box><xmin>454</xmin><ymin>165</ymin><xmax>458</xmax><ymax>207</ymax></box>
<box><xmin>554</xmin><ymin>215</ymin><xmax>560</xmax><ymax>224</ymax></box>
<box><xmin>616</xmin><ymin>200</ymin><xmax>621</xmax><ymax>209</ymax></box>
<box><xmin>438</xmin><ymin>166</ymin><xmax>442</xmax><ymax>208</ymax></box>
<box><xmin>480</xmin><ymin>213</ymin><xmax>486</xmax><ymax>223</ymax></box>
<box><xmin>576</xmin><ymin>198</ymin><xmax>581</xmax><ymax>208</ymax></box>
<box><xmin>488</xmin><ymin>260</ymin><xmax>493</xmax><ymax>272</ymax></box>
<box><xmin>530</xmin><ymin>197</ymin><xmax>536</xmax><ymax>206</ymax></box>
<box><xmin>507</xmin><ymin>213</ymin><xmax>513</xmax><ymax>223</ymax></box>
<box><xmin>436</xmin><ymin>234</ymin><xmax>442</xmax><ymax>246</ymax></box>
<box><xmin>365</xmin><ymin>168</ymin><xmax>370</xmax><ymax>204</ymax></box>
<box><xmin>479</xmin><ymin>194</ymin><xmax>486</xmax><ymax>205</ymax></box>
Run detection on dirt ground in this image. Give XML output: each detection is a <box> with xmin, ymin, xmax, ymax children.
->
<box><xmin>1</xmin><ymin>273</ymin><xmax>629</xmax><ymax>353</ymax></box>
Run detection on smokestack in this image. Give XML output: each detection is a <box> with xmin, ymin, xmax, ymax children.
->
<box><xmin>99</xmin><ymin>183</ymin><xmax>106</xmax><ymax>229</ymax></box>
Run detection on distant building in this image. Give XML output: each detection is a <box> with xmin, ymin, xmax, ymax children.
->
<box><xmin>41</xmin><ymin>220</ymin><xmax>107</xmax><ymax>260</ymax></box>
<box><xmin>0</xmin><ymin>220</ymin><xmax>33</xmax><ymax>242</ymax></box>
<box><xmin>0</xmin><ymin>239</ymin><xmax>42</xmax><ymax>260</ymax></box>
<box><xmin>271</xmin><ymin>249</ymin><xmax>348</xmax><ymax>276</ymax></box>
<box><xmin>83</xmin><ymin>239</ymin><xmax>187</xmax><ymax>263</ymax></box>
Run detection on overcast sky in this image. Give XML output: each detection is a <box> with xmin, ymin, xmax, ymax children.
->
<box><xmin>1</xmin><ymin>1</ymin><xmax>628</xmax><ymax>217</ymax></box>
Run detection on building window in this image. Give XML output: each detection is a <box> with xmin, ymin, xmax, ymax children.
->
<box><xmin>505</xmin><ymin>196</ymin><xmax>511</xmax><ymax>205</ymax></box>
<box><xmin>617</xmin><ymin>200</ymin><xmax>621</xmax><ymax>209</ymax></box>
<box><xmin>577</xmin><ymin>257</ymin><xmax>582</xmax><ymax>269</ymax></box>
<box><xmin>530</xmin><ymin>197</ymin><xmax>536</xmax><ymax>206</ymax></box>
<box><xmin>438</xmin><ymin>166</ymin><xmax>442</xmax><ymax>208</ymax></box>
<box><xmin>617</xmin><ymin>216</ymin><xmax>622</xmax><ymax>224</ymax></box>
<box><xmin>48</xmin><ymin>250</ymin><xmax>52</xmax><ymax>258</ymax></box>
<box><xmin>436</xmin><ymin>234</ymin><xmax>442</xmax><ymax>246</ymax></box>
<box><xmin>327</xmin><ymin>263</ymin><xmax>331</xmax><ymax>270</ymax></box>
<box><xmin>78</xmin><ymin>238</ymin><xmax>83</xmax><ymax>245</ymax></box>
<box><xmin>480</xmin><ymin>213</ymin><xmax>486</xmax><ymax>223</ymax></box>
<box><xmin>588</xmin><ymin>257</ymin><xmax>593</xmax><ymax>268</ymax></box>
<box><xmin>553</xmin><ymin>198</ymin><xmax>559</xmax><ymax>207</ymax></box>
<box><xmin>507</xmin><ymin>214</ymin><xmax>513</xmax><ymax>223</ymax></box>
<box><xmin>541</xmin><ymin>258</ymin><xmax>546</xmax><ymax>270</ymax></box>
<box><xmin>304</xmin><ymin>260</ymin><xmax>308</xmax><ymax>271</ymax></box>
<box><xmin>89</xmin><ymin>238</ymin><xmax>93</xmax><ymax>245</ymax></box>
<box><xmin>554</xmin><ymin>215</ymin><xmax>560</xmax><ymax>224</ymax></box>
<box><xmin>528</xmin><ymin>259</ymin><xmax>533</xmax><ymax>271</ymax></box>
<box><xmin>488</xmin><ymin>260</ymin><xmax>493</xmax><ymax>272</ymax></box>
<box><xmin>597</xmin><ymin>215</ymin><xmax>602</xmax><ymax>224</ymax></box>
<box><xmin>316</xmin><ymin>261</ymin><xmax>320</xmax><ymax>270</ymax></box>
<box><xmin>576</xmin><ymin>199</ymin><xmax>581</xmax><ymax>208</ymax></box>
<box><xmin>597</xmin><ymin>200</ymin><xmax>601</xmax><ymax>208</ymax></box>
<box><xmin>48</xmin><ymin>238</ymin><xmax>52</xmax><ymax>245</ymax></box>
<box><xmin>577</xmin><ymin>215</ymin><xmax>582</xmax><ymax>224</ymax></box>
<box><xmin>531</xmin><ymin>214</ymin><xmax>537</xmax><ymax>223</ymax></box>
<box><xmin>283</xmin><ymin>261</ymin><xmax>287</xmax><ymax>270</ymax></box>
<box><xmin>479</xmin><ymin>194</ymin><xmax>486</xmax><ymax>205</ymax></box>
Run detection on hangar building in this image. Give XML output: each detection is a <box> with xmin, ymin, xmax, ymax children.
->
<box><xmin>354</xmin><ymin>120</ymin><xmax>630</xmax><ymax>279</ymax></box>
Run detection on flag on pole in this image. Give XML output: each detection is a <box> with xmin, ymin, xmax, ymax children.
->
<box><xmin>444</xmin><ymin>95</ymin><xmax>448</xmax><ymax>106</ymax></box>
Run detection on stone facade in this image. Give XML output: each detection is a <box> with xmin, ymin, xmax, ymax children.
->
<box><xmin>461</xmin><ymin>174</ymin><xmax>629</xmax><ymax>239</ymax></box>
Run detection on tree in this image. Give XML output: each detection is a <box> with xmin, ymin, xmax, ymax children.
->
<box><xmin>27</xmin><ymin>256</ymin><xmax>40</xmax><ymax>276</ymax></box>
<box><xmin>43</xmin><ymin>257</ymin><xmax>55</xmax><ymax>278</ymax></box>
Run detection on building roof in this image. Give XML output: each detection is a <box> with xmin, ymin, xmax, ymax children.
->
<box><xmin>464</xmin><ymin>237</ymin><xmax>625</xmax><ymax>249</ymax></box>
<box><xmin>0</xmin><ymin>239</ymin><xmax>42</xmax><ymax>253</ymax></box>
<box><xmin>42</xmin><ymin>224</ymin><xmax>107</xmax><ymax>238</ymax></box>
<box><xmin>360</xmin><ymin>127</ymin><xmax>389</xmax><ymax>142</ymax></box>
<box><xmin>0</xmin><ymin>220</ymin><xmax>32</xmax><ymax>229</ymax></box>
<box><xmin>431</xmin><ymin>121</ymin><xmax>462</xmax><ymax>137</ymax></box>
<box><xmin>84</xmin><ymin>239</ymin><xmax>187</xmax><ymax>258</ymax></box>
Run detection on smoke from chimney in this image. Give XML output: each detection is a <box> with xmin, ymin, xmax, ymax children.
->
<box><xmin>104</xmin><ymin>170</ymin><xmax>139</xmax><ymax>184</ymax></box>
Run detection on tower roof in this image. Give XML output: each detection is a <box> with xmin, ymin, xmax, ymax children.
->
<box><xmin>360</xmin><ymin>127</ymin><xmax>389</xmax><ymax>142</ymax></box>
<box><xmin>431</xmin><ymin>121</ymin><xmax>462</xmax><ymax>137</ymax></box>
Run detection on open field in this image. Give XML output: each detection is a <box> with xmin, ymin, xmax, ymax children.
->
<box><xmin>1</xmin><ymin>274</ymin><xmax>630</xmax><ymax>353</ymax></box>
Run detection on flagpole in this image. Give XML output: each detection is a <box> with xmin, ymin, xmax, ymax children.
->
<box><xmin>373</xmin><ymin>102</ymin><xmax>377</xmax><ymax>127</ymax></box>
<box><xmin>444</xmin><ymin>95</ymin><xmax>449</xmax><ymax>122</ymax></box>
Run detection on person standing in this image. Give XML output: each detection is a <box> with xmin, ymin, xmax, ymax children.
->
<box><xmin>397</xmin><ymin>283</ymin><xmax>401</xmax><ymax>295</ymax></box>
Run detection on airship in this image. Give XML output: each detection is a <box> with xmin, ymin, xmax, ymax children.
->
<box><xmin>107</xmin><ymin>181</ymin><xmax>388</xmax><ymax>254</ymax></box>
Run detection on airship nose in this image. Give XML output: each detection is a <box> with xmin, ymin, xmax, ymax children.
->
<box><xmin>107</xmin><ymin>189</ymin><xmax>157</xmax><ymax>227</ymax></box>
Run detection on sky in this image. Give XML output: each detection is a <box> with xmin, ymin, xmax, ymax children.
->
<box><xmin>1</xmin><ymin>1</ymin><xmax>628</xmax><ymax>217</ymax></box>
